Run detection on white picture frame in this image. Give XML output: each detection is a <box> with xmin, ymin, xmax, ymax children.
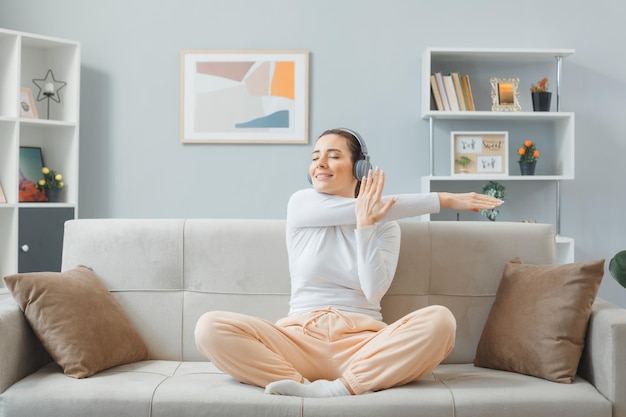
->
<box><xmin>180</xmin><ymin>50</ymin><xmax>309</xmax><ymax>144</ymax></box>
<box><xmin>451</xmin><ymin>131</ymin><xmax>509</xmax><ymax>176</ymax></box>
<box><xmin>490</xmin><ymin>77</ymin><xmax>521</xmax><ymax>112</ymax></box>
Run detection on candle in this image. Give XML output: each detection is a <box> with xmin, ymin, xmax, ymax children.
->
<box><xmin>44</xmin><ymin>82</ymin><xmax>55</xmax><ymax>94</ymax></box>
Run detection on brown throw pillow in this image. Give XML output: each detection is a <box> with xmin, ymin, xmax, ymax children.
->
<box><xmin>474</xmin><ymin>257</ymin><xmax>604</xmax><ymax>383</ymax></box>
<box><xmin>4</xmin><ymin>265</ymin><xmax>149</xmax><ymax>378</ymax></box>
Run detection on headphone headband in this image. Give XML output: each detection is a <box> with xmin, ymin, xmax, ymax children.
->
<box><xmin>337</xmin><ymin>128</ymin><xmax>371</xmax><ymax>180</ymax></box>
<box><xmin>337</xmin><ymin>128</ymin><xmax>369</xmax><ymax>159</ymax></box>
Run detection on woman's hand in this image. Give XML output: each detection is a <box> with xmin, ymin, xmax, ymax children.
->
<box><xmin>356</xmin><ymin>168</ymin><xmax>396</xmax><ymax>228</ymax></box>
<box><xmin>437</xmin><ymin>192</ymin><xmax>504</xmax><ymax>212</ymax></box>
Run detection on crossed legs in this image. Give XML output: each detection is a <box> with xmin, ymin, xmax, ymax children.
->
<box><xmin>194</xmin><ymin>305</ymin><xmax>456</xmax><ymax>396</ymax></box>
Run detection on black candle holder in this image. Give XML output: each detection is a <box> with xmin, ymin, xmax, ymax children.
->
<box><xmin>32</xmin><ymin>69</ymin><xmax>66</xmax><ymax>120</ymax></box>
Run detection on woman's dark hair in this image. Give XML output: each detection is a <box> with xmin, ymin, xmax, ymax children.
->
<box><xmin>317</xmin><ymin>128</ymin><xmax>365</xmax><ymax>196</ymax></box>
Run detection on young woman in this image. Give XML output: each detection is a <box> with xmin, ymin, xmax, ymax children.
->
<box><xmin>195</xmin><ymin>128</ymin><xmax>504</xmax><ymax>397</ymax></box>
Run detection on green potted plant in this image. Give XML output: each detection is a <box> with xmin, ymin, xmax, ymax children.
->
<box><xmin>455</xmin><ymin>155</ymin><xmax>471</xmax><ymax>173</ymax></box>
<box><xmin>530</xmin><ymin>77</ymin><xmax>551</xmax><ymax>111</ymax></box>
<box><xmin>480</xmin><ymin>181</ymin><xmax>505</xmax><ymax>221</ymax></box>
<box><xmin>518</xmin><ymin>140</ymin><xmax>539</xmax><ymax>175</ymax></box>
<box><xmin>36</xmin><ymin>166</ymin><xmax>64</xmax><ymax>202</ymax></box>
<box><xmin>609</xmin><ymin>250</ymin><xmax>626</xmax><ymax>288</ymax></box>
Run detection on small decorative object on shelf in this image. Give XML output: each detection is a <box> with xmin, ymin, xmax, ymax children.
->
<box><xmin>451</xmin><ymin>131</ymin><xmax>508</xmax><ymax>176</ymax></box>
<box><xmin>36</xmin><ymin>167</ymin><xmax>64</xmax><ymax>202</ymax></box>
<box><xmin>530</xmin><ymin>77</ymin><xmax>551</xmax><ymax>111</ymax></box>
<box><xmin>490</xmin><ymin>77</ymin><xmax>521</xmax><ymax>112</ymax></box>
<box><xmin>480</xmin><ymin>181</ymin><xmax>506</xmax><ymax>221</ymax></box>
<box><xmin>455</xmin><ymin>155</ymin><xmax>471</xmax><ymax>174</ymax></box>
<box><xmin>32</xmin><ymin>69</ymin><xmax>66</xmax><ymax>119</ymax></box>
<box><xmin>609</xmin><ymin>250</ymin><xmax>626</xmax><ymax>288</ymax></box>
<box><xmin>518</xmin><ymin>139</ymin><xmax>539</xmax><ymax>175</ymax></box>
<box><xmin>19</xmin><ymin>88</ymin><xmax>38</xmax><ymax>119</ymax></box>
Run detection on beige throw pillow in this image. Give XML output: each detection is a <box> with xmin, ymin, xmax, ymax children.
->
<box><xmin>4</xmin><ymin>265</ymin><xmax>149</xmax><ymax>378</ymax></box>
<box><xmin>474</xmin><ymin>257</ymin><xmax>604</xmax><ymax>383</ymax></box>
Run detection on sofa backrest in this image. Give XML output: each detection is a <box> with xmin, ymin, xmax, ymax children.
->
<box><xmin>61</xmin><ymin>219</ymin><xmax>556</xmax><ymax>364</ymax></box>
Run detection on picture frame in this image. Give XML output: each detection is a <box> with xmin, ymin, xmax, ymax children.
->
<box><xmin>180</xmin><ymin>50</ymin><xmax>309</xmax><ymax>144</ymax></box>
<box><xmin>20</xmin><ymin>87</ymin><xmax>38</xmax><ymax>118</ymax></box>
<box><xmin>490</xmin><ymin>77</ymin><xmax>521</xmax><ymax>112</ymax></box>
<box><xmin>0</xmin><ymin>181</ymin><xmax>5</xmax><ymax>203</ymax></box>
<box><xmin>451</xmin><ymin>131</ymin><xmax>509</xmax><ymax>176</ymax></box>
<box><xmin>19</xmin><ymin>146</ymin><xmax>46</xmax><ymax>202</ymax></box>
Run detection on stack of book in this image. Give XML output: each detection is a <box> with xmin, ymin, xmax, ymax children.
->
<box><xmin>430</xmin><ymin>72</ymin><xmax>475</xmax><ymax>111</ymax></box>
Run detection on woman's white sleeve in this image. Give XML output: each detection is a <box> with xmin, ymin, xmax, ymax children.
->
<box><xmin>287</xmin><ymin>189</ymin><xmax>441</xmax><ymax>227</ymax></box>
<box><xmin>287</xmin><ymin>189</ymin><xmax>360</xmax><ymax>227</ymax></box>
<box><xmin>355</xmin><ymin>222</ymin><xmax>401</xmax><ymax>302</ymax></box>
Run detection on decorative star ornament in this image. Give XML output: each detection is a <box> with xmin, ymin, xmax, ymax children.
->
<box><xmin>32</xmin><ymin>69</ymin><xmax>66</xmax><ymax>103</ymax></box>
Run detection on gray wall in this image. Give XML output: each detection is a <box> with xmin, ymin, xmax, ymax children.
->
<box><xmin>2</xmin><ymin>0</ymin><xmax>626</xmax><ymax>306</ymax></box>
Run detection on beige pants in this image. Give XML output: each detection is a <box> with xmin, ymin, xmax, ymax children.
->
<box><xmin>194</xmin><ymin>305</ymin><xmax>455</xmax><ymax>394</ymax></box>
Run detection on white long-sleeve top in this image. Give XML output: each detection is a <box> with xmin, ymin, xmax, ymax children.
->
<box><xmin>286</xmin><ymin>189</ymin><xmax>441</xmax><ymax>320</ymax></box>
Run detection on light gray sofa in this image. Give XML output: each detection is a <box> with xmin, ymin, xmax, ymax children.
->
<box><xmin>0</xmin><ymin>218</ymin><xmax>624</xmax><ymax>417</ymax></box>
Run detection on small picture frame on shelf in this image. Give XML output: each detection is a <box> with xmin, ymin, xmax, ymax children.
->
<box><xmin>0</xmin><ymin>181</ymin><xmax>6</xmax><ymax>203</ymax></box>
<box><xmin>19</xmin><ymin>146</ymin><xmax>46</xmax><ymax>202</ymax></box>
<box><xmin>20</xmin><ymin>88</ymin><xmax>38</xmax><ymax>119</ymax></box>
<box><xmin>451</xmin><ymin>131</ymin><xmax>509</xmax><ymax>176</ymax></box>
<box><xmin>490</xmin><ymin>78</ymin><xmax>521</xmax><ymax>112</ymax></box>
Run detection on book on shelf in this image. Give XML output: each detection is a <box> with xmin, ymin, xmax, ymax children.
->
<box><xmin>429</xmin><ymin>71</ymin><xmax>476</xmax><ymax>111</ymax></box>
<box><xmin>461</xmin><ymin>74</ymin><xmax>475</xmax><ymax>111</ymax></box>
<box><xmin>442</xmin><ymin>75</ymin><xmax>460</xmax><ymax>111</ymax></box>
<box><xmin>433</xmin><ymin>72</ymin><xmax>451</xmax><ymax>111</ymax></box>
<box><xmin>450</xmin><ymin>72</ymin><xmax>467</xmax><ymax>111</ymax></box>
<box><xmin>430</xmin><ymin>74</ymin><xmax>444</xmax><ymax>110</ymax></box>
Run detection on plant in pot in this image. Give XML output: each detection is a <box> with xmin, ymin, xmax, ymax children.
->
<box><xmin>609</xmin><ymin>250</ymin><xmax>626</xmax><ymax>288</ymax></box>
<box><xmin>530</xmin><ymin>77</ymin><xmax>551</xmax><ymax>111</ymax></box>
<box><xmin>36</xmin><ymin>166</ymin><xmax>64</xmax><ymax>202</ymax></box>
<box><xmin>518</xmin><ymin>140</ymin><xmax>539</xmax><ymax>175</ymax></box>
<box><xmin>480</xmin><ymin>181</ymin><xmax>505</xmax><ymax>221</ymax></box>
<box><xmin>455</xmin><ymin>155</ymin><xmax>471</xmax><ymax>173</ymax></box>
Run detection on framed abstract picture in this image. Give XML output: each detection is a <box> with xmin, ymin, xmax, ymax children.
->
<box><xmin>180</xmin><ymin>50</ymin><xmax>309</xmax><ymax>144</ymax></box>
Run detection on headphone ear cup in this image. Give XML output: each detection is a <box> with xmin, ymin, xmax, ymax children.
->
<box><xmin>354</xmin><ymin>159</ymin><xmax>372</xmax><ymax>180</ymax></box>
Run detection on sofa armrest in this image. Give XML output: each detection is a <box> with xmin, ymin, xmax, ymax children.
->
<box><xmin>0</xmin><ymin>298</ymin><xmax>51</xmax><ymax>393</ymax></box>
<box><xmin>579</xmin><ymin>298</ymin><xmax>626</xmax><ymax>417</ymax></box>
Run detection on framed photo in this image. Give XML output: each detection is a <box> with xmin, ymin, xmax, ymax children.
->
<box><xmin>20</xmin><ymin>88</ymin><xmax>38</xmax><ymax>118</ymax></box>
<box><xmin>180</xmin><ymin>50</ymin><xmax>309</xmax><ymax>144</ymax></box>
<box><xmin>0</xmin><ymin>181</ymin><xmax>5</xmax><ymax>203</ymax></box>
<box><xmin>451</xmin><ymin>131</ymin><xmax>509</xmax><ymax>176</ymax></box>
<box><xmin>19</xmin><ymin>146</ymin><xmax>46</xmax><ymax>202</ymax></box>
<box><xmin>490</xmin><ymin>77</ymin><xmax>521</xmax><ymax>112</ymax></box>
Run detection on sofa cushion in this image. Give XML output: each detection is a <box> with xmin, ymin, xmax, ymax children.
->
<box><xmin>0</xmin><ymin>362</ymin><xmax>611</xmax><ymax>417</ymax></box>
<box><xmin>3</xmin><ymin>265</ymin><xmax>149</xmax><ymax>378</ymax></box>
<box><xmin>473</xmin><ymin>258</ymin><xmax>604</xmax><ymax>383</ymax></box>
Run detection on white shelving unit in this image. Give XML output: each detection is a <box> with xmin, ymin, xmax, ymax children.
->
<box><xmin>0</xmin><ymin>28</ymin><xmax>80</xmax><ymax>285</ymax></box>
<box><xmin>421</xmin><ymin>48</ymin><xmax>575</xmax><ymax>263</ymax></box>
